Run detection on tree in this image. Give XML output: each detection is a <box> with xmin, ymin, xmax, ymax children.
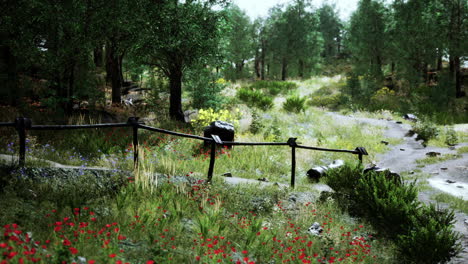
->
<box><xmin>136</xmin><ymin>0</ymin><xmax>226</xmax><ymax>121</ymax></box>
<box><xmin>347</xmin><ymin>0</ymin><xmax>388</xmax><ymax>79</ymax></box>
<box><xmin>318</xmin><ymin>3</ymin><xmax>343</xmax><ymax>59</ymax></box>
<box><xmin>266</xmin><ymin>0</ymin><xmax>322</xmax><ymax>80</ymax></box>
<box><xmin>224</xmin><ymin>4</ymin><xmax>254</xmax><ymax>80</ymax></box>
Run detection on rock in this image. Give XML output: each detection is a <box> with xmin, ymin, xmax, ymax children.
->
<box><xmin>396</xmin><ymin>121</ymin><xmax>403</xmax><ymax>124</ymax></box>
<box><xmin>426</xmin><ymin>152</ymin><xmax>441</xmax><ymax>157</ymax></box>
<box><xmin>449</xmin><ymin>146</ymin><xmax>456</xmax><ymax>150</ymax></box>
<box><xmin>363</xmin><ymin>166</ymin><xmax>401</xmax><ymax>185</ymax></box>
<box><xmin>400</xmin><ymin>148</ymin><xmax>405</xmax><ymax>151</ymax></box>
<box><xmin>446</xmin><ymin>180</ymin><xmax>456</xmax><ymax>184</ymax></box>
<box><xmin>440</xmin><ymin>167</ymin><xmax>448</xmax><ymax>171</ymax></box>
<box><xmin>203</xmin><ymin>121</ymin><xmax>235</xmax><ymax>147</ymax></box>
<box><xmin>457</xmin><ymin>186</ymin><xmax>464</xmax><ymax>189</ymax></box>
<box><xmin>222</xmin><ymin>172</ymin><xmax>232</xmax><ymax>177</ymax></box>
<box><xmin>258</xmin><ymin>177</ymin><xmax>268</xmax><ymax>182</ymax></box>
<box><xmin>380</xmin><ymin>140</ymin><xmax>389</xmax><ymax>145</ymax></box>
<box><xmin>307</xmin><ymin>160</ymin><xmax>344</xmax><ymax>182</ymax></box>
<box><xmin>184</xmin><ymin>110</ymin><xmax>198</xmax><ymax>123</ymax></box>
<box><xmin>308</xmin><ymin>222</ymin><xmax>323</xmax><ymax>236</ymax></box>
<box><xmin>403</xmin><ymin>114</ymin><xmax>418</xmax><ymax>122</ymax></box>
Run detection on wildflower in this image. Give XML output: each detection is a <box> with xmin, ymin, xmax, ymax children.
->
<box><xmin>69</xmin><ymin>247</ymin><xmax>78</xmax><ymax>254</ymax></box>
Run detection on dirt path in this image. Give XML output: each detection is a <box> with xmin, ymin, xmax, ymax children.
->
<box><xmin>326</xmin><ymin>112</ymin><xmax>468</xmax><ymax>263</ymax></box>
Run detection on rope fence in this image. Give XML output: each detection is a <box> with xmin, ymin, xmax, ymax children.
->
<box><xmin>1</xmin><ymin>117</ymin><xmax>368</xmax><ymax>188</ymax></box>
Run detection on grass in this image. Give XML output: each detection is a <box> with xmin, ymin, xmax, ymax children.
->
<box><xmin>457</xmin><ymin>146</ymin><xmax>468</xmax><ymax>155</ymax></box>
<box><xmin>0</xmin><ymin>162</ymin><xmax>397</xmax><ymax>263</ymax></box>
<box><xmin>1</xmin><ymin>75</ymin><xmax>465</xmax><ymax>263</ymax></box>
<box><xmin>432</xmin><ymin>193</ymin><xmax>468</xmax><ymax>214</ymax></box>
<box><xmin>415</xmin><ymin>154</ymin><xmax>462</xmax><ymax>165</ymax></box>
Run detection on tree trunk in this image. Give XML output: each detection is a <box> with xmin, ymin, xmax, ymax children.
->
<box><xmin>106</xmin><ymin>42</ymin><xmax>122</xmax><ymax>104</ymax></box>
<box><xmin>281</xmin><ymin>57</ymin><xmax>288</xmax><ymax>81</ymax></box>
<box><xmin>254</xmin><ymin>50</ymin><xmax>261</xmax><ymax>79</ymax></box>
<box><xmin>437</xmin><ymin>55</ymin><xmax>443</xmax><ymax>71</ymax></box>
<box><xmin>94</xmin><ymin>45</ymin><xmax>104</xmax><ymax>68</ymax></box>
<box><xmin>168</xmin><ymin>66</ymin><xmax>185</xmax><ymax>122</ymax></box>
<box><xmin>298</xmin><ymin>59</ymin><xmax>304</xmax><ymax>79</ymax></box>
<box><xmin>260</xmin><ymin>40</ymin><xmax>266</xmax><ymax>80</ymax></box>
<box><xmin>454</xmin><ymin>56</ymin><xmax>463</xmax><ymax>98</ymax></box>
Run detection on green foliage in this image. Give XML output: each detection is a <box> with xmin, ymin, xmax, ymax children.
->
<box><xmin>249</xmin><ymin>81</ymin><xmax>298</xmax><ymax>95</ymax></box>
<box><xmin>413</xmin><ymin>121</ymin><xmax>439</xmax><ymax>143</ymax></box>
<box><xmin>397</xmin><ymin>204</ymin><xmax>462</xmax><ymax>264</ymax></box>
<box><xmin>185</xmin><ymin>66</ymin><xmax>226</xmax><ymax>110</ymax></box>
<box><xmin>309</xmin><ymin>86</ymin><xmax>342</xmax><ymax>109</ymax></box>
<box><xmin>191</xmin><ymin>108</ymin><xmax>240</xmax><ymax>131</ymax></box>
<box><xmin>237</xmin><ymin>88</ymin><xmax>273</xmax><ymax>111</ymax></box>
<box><xmin>325</xmin><ymin>164</ymin><xmax>462</xmax><ymax>263</ymax></box>
<box><xmin>282</xmin><ymin>95</ymin><xmax>307</xmax><ymax>113</ymax></box>
<box><xmin>444</xmin><ymin>126</ymin><xmax>459</xmax><ymax>146</ymax></box>
<box><xmin>249</xmin><ymin>110</ymin><xmax>265</xmax><ymax>134</ymax></box>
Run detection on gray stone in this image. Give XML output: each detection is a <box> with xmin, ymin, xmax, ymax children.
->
<box><xmin>308</xmin><ymin>222</ymin><xmax>323</xmax><ymax>236</ymax></box>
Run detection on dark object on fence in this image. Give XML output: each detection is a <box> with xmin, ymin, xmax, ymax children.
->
<box><xmin>363</xmin><ymin>166</ymin><xmax>401</xmax><ymax>185</ymax></box>
<box><xmin>203</xmin><ymin>121</ymin><xmax>234</xmax><ymax>147</ymax></box>
<box><xmin>127</xmin><ymin>117</ymin><xmax>141</xmax><ymax>169</ymax></box>
<box><xmin>222</xmin><ymin>172</ymin><xmax>232</xmax><ymax>177</ymax></box>
<box><xmin>288</xmin><ymin>138</ymin><xmax>298</xmax><ymax>188</ymax></box>
<box><xmin>403</xmin><ymin>114</ymin><xmax>418</xmax><ymax>122</ymax></box>
<box><xmin>307</xmin><ymin>160</ymin><xmax>345</xmax><ymax>182</ymax></box>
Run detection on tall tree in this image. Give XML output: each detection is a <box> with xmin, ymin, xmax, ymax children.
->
<box><xmin>266</xmin><ymin>0</ymin><xmax>322</xmax><ymax>80</ymax></box>
<box><xmin>224</xmin><ymin>4</ymin><xmax>254</xmax><ymax>80</ymax></box>
<box><xmin>136</xmin><ymin>0</ymin><xmax>226</xmax><ymax>121</ymax></box>
<box><xmin>348</xmin><ymin>0</ymin><xmax>387</xmax><ymax>79</ymax></box>
<box><xmin>318</xmin><ymin>4</ymin><xmax>342</xmax><ymax>59</ymax></box>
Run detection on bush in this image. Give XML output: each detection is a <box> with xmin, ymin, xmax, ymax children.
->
<box><xmin>283</xmin><ymin>95</ymin><xmax>307</xmax><ymax>113</ymax></box>
<box><xmin>249</xmin><ymin>81</ymin><xmax>297</xmax><ymax>95</ymax></box>
<box><xmin>413</xmin><ymin>121</ymin><xmax>439</xmax><ymax>143</ymax></box>
<box><xmin>237</xmin><ymin>88</ymin><xmax>273</xmax><ymax>111</ymax></box>
<box><xmin>397</xmin><ymin>204</ymin><xmax>462</xmax><ymax>263</ymax></box>
<box><xmin>249</xmin><ymin>110</ymin><xmax>265</xmax><ymax>134</ymax></box>
<box><xmin>325</xmin><ymin>164</ymin><xmax>462</xmax><ymax>263</ymax></box>
<box><xmin>184</xmin><ymin>66</ymin><xmax>226</xmax><ymax>110</ymax></box>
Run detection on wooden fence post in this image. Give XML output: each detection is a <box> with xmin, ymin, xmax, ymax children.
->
<box><xmin>14</xmin><ymin>117</ymin><xmax>31</xmax><ymax>167</ymax></box>
<box><xmin>288</xmin><ymin>138</ymin><xmax>298</xmax><ymax>188</ymax></box>
<box><xmin>207</xmin><ymin>141</ymin><xmax>216</xmax><ymax>182</ymax></box>
<box><xmin>127</xmin><ymin>117</ymin><xmax>139</xmax><ymax>170</ymax></box>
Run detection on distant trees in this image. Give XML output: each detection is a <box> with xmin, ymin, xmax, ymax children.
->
<box><xmin>347</xmin><ymin>0</ymin><xmax>467</xmax><ymax>98</ymax></box>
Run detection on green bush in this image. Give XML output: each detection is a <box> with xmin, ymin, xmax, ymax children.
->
<box><xmin>237</xmin><ymin>88</ymin><xmax>273</xmax><ymax>111</ymax></box>
<box><xmin>249</xmin><ymin>81</ymin><xmax>297</xmax><ymax>95</ymax></box>
<box><xmin>185</xmin><ymin>66</ymin><xmax>226</xmax><ymax>110</ymax></box>
<box><xmin>413</xmin><ymin>121</ymin><xmax>439</xmax><ymax>143</ymax></box>
<box><xmin>249</xmin><ymin>110</ymin><xmax>265</xmax><ymax>134</ymax></box>
<box><xmin>282</xmin><ymin>95</ymin><xmax>307</xmax><ymax>113</ymax></box>
<box><xmin>325</xmin><ymin>165</ymin><xmax>461</xmax><ymax>263</ymax></box>
<box><xmin>398</xmin><ymin>204</ymin><xmax>462</xmax><ymax>264</ymax></box>
<box><xmin>309</xmin><ymin>94</ymin><xmax>341</xmax><ymax>109</ymax></box>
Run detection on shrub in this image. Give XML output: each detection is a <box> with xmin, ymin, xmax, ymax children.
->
<box><xmin>325</xmin><ymin>164</ymin><xmax>461</xmax><ymax>263</ymax></box>
<box><xmin>249</xmin><ymin>110</ymin><xmax>265</xmax><ymax>134</ymax></box>
<box><xmin>249</xmin><ymin>81</ymin><xmax>297</xmax><ymax>95</ymax></box>
<box><xmin>413</xmin><ymin>121</ymin><xmax>439</xmax><ymax>143</ymax></box>
<box><xmin>184</xmin><ymin>66</ymin><xmax>226</xmax><ymax>110</ymax></box>
<box><xmin>397</xmin><ymin>204</ymin><xmax>462</xmax><ymax>264</ymax></box>
<box><xmin>237</xmin><ymin>88</ymin><xmax>273</xmax><ymax>111</ymax></box>
<box><xmin>309</xmin><ymin>94</ymin><xmax>341</xmax><ymax>109</ymax></box>
<box><xmin>283</xmin><ymin>95</ymin><xmax>307</xmax><ymax>113</ymax></box>
<box><xmin>191</xmin><ymin>108</ymin><xmax>240</xmax><ymax>131</ymax></box>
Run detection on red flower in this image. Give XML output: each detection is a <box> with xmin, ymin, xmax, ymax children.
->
<box><xmin>109</xmin><ymin>253</ymin><xmax>117</xmax><ymax>258</ymax></box>
<box><xmin>242</xmin><ymin>250</ymin><xmax>248</xmax><ymax>254</ymax></box>
<box><xmin>88</xmin><ymin>261</ymin><xmax>96</xmax><ymax>264</ymax></box>
<box><xmin>147</xmin><ymin>261</ymin><xmax>155</xmax><ymax>264</ymax></box>
<box><xmin>69</xmin><ymin>247</ymin><xmax>78</xmax><ymax>254</ymax></box>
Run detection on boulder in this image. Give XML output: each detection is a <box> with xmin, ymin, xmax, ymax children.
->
<box><xmin>203</xmin><ymin>121</ymin><xmax>235</xmax><ymax>147</ymax></box>
<box><xmin>403</xmin><ymin>113</ymin><xmax>418</xmax><ymax>122</ymax></box>
<box><xmin>363</xmin><ymin>166</ymin><xmax>401</xmax><ymax>185</ymax></box>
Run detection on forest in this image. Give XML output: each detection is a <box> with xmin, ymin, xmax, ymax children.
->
<box><xmin>0</xmin><ymin>0</ymin><xmax>468</xmax><ymax>264</ymax></box>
